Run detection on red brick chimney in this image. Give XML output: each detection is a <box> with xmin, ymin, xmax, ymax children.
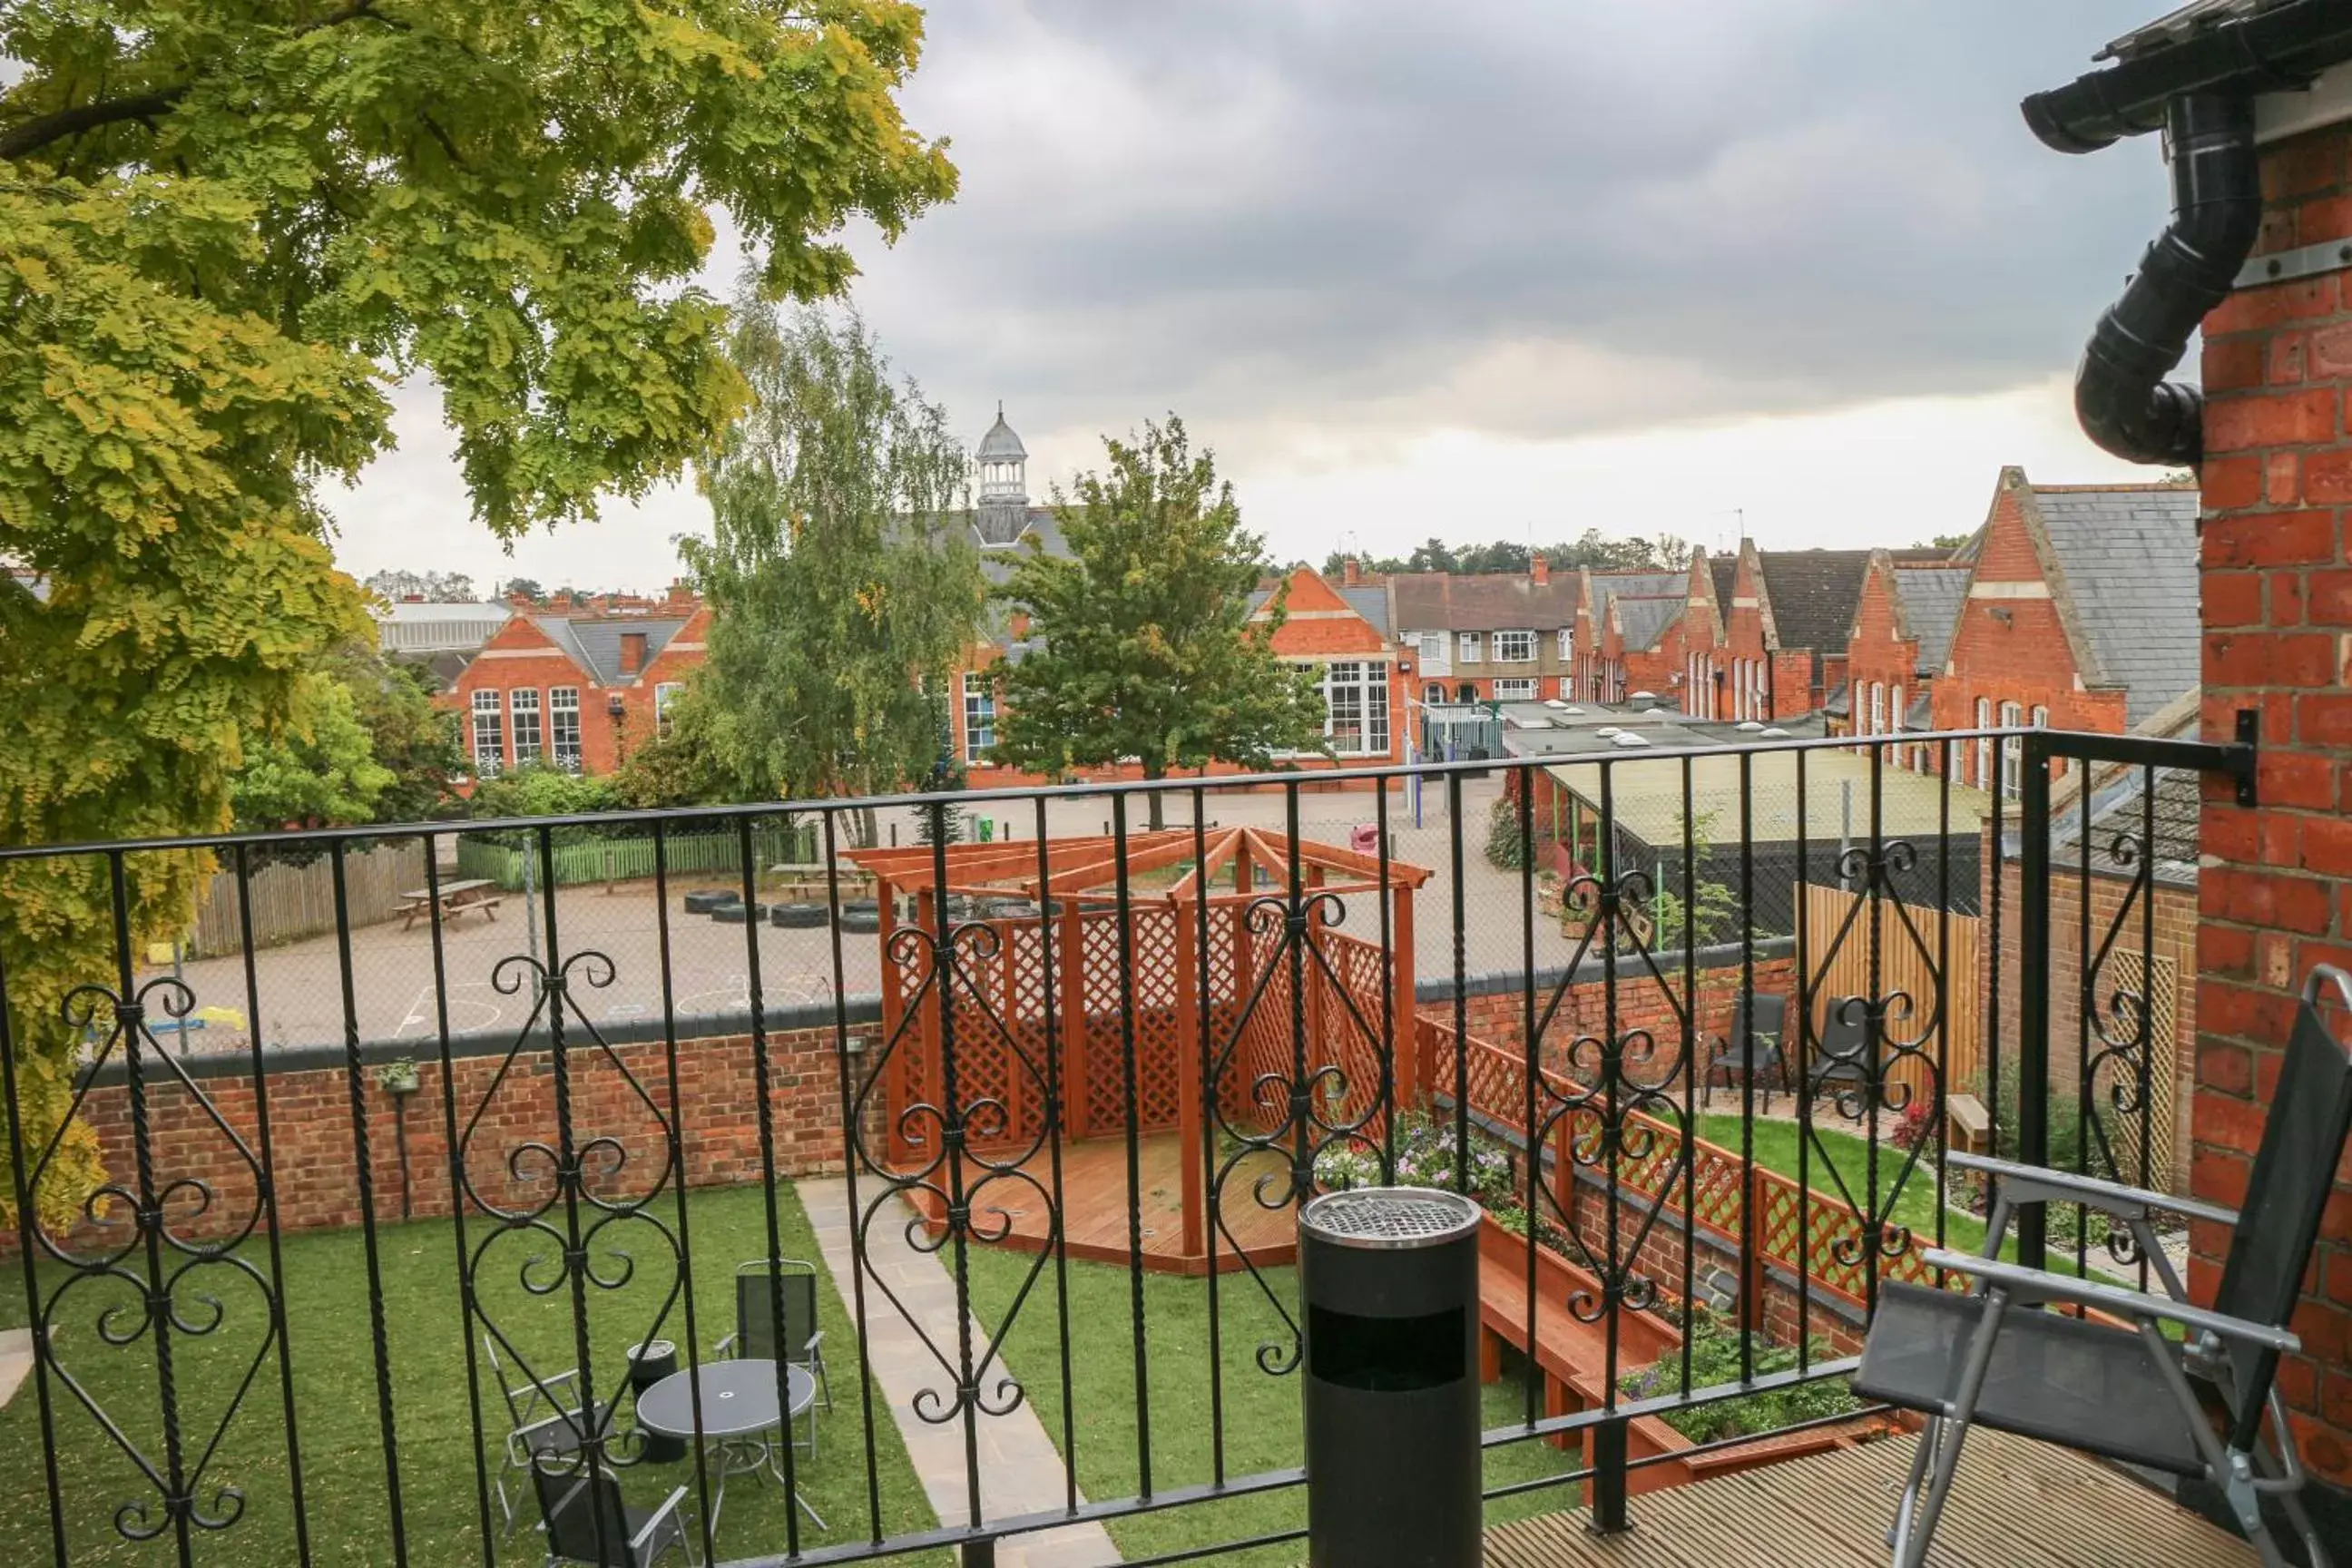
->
<box><xmin>619</xmin><ymin>631</ymin><xmax>648</xmax><ymax>676</ymax></box>
<box><xmin>669</xmin><ymin>579</ymin><xmax>695</xmax><ymax>606</ymax></box>
<box><xmin>1341</xmin><ymin>557</ymin><xmax>1362</xmax><ymax>586</ymax></box>
<box><xmin>1532</xmin><ymin>553</ymin><xmax>1550</xmax><ymax>586</ymax></box>
<box><xmin>1010</xmin><ymin>610</ymin><xmax>1032</xmax><ymax>640</ymax></box>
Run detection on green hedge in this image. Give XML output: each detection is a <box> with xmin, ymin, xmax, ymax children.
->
<box><xmin>454</xmin><ymin>823</ymin><xmax>815</xmax><ymax>891</ymax></box>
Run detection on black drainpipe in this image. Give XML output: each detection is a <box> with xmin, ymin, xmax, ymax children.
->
<box><xmin>2073</xmin><ymin>93</ymin><xmax>2261</xmax><ymax>468</ymax></box>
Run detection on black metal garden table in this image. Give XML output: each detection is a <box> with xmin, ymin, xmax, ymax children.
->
<box><xmin>633</xmin><ymin>1358</ymin><xmax>822</xmax><ymax>1536</ymax></box>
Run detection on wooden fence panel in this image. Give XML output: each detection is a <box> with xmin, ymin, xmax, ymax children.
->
<box><xmin>186</xmin><ymin>841</ymin><xmax>426</xmax><ymax>956</ymax></box>
<box><xmin>1798</xmin><ymin>883</ymin><xmax>1980</xmax><ymax>1115</ymax></box>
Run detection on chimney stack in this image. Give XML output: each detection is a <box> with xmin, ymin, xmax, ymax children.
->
<box><xmin>1531</xmin><ymin>554</ymin><xmax>1550</xmax><ymax>586</ymax></box>
<box><xmin>1342</xmin><ymin>557</ymin><xmax>1362</xmax><ymax>586</ymax></box>
<box><xmin>1010</xmin><ymin>610</ymin><xmax>1032</xmax><ymax>641</ymax></box>
<box><xmin>620</xmin><ymin>631</ymin><xmax>648</xmax><ymax>676</ymax></box>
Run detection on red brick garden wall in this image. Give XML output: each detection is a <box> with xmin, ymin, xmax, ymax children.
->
<box><xmin>24</xmin><ymin>1023</ymin><xmax>869</xmax><ymax>1248</ymax></box>
<box><xmin>2194</xmin><ymin>116</ymin><xmax>2352</xmax><ymax>1488</ymax></box>
<box><xmin>1426</xmin><ymin>950</ymin><xmax>1799</xmax><ymax>1069</ymax></box>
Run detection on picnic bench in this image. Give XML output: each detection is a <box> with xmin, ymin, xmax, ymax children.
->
<box><xmin>397</xmin><ymin>877</ymin><xmax>503</xmax><ymax>932</ymax></box>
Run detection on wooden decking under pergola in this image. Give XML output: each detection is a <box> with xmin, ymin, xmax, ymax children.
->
<box><xmin>847</xmin><ymin>827</ymin><xmax>1431</xmax><ymax>1273</ymax></box>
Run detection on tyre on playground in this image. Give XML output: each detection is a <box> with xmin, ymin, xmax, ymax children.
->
<box><xmin>710</xmin><ymin>900</ymin><xmax>769</xmax><ymax>925</ymax></box>
<box><xmin>838</xmin><ymin>898</ymin><xmax>882</xmax><ymax>934</ymax></box>
<box><xmin>769</xmin><ymin>903</ymin><xmax>828</xmax><ymax>929</ymax></box>
<box><xmin>682</xmin><ymin>889</ymin><xmax>733</xmax><ymax>915</ymax></box>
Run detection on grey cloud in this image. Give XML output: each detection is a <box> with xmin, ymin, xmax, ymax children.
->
<box><xmin>837</xmin><ymin>1</ymin><xmax>2170</xmax><ymax>462</ymax></box>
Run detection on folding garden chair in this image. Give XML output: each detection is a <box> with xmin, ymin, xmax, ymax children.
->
<box><xmin>716</xmin><ymin>1259</ymin><xmax>833</xmax><ymax>1459</ymax></box>
<box><xmin>1700</xmin><ymin>991</ymin><xmax>1788</xmax><ymax>1112</ymax></box>
<box><xmin>533</xmin><ymin>1459</ymin><xmax>693</xmax><ymax>1567</ymax></box>
<box><xmin>485</xmin><ymin>1333</ymin><xmax>589</xmax><ymax>1536</ymax></box>
<box><xmin>1853</xmin><ymin>965</ymin><xmax>2352</xmax><ymax>1568</ymax></box>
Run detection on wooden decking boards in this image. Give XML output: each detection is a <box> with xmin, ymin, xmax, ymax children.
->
<box><xmin>1482</xmin><ymin>1426</ymin><xmax>2254</xmax><ymax>1568</ymax></box>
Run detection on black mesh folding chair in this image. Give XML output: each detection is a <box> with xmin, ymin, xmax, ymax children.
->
<box><xmin>533</xmin><ymin>1460</ymin><xmax>692</xmax><ymax>1567</ymax></box>
<box><xmin>715</xmin><ymin>1259</ymin><xmax>832</xmax><ymax>1458</ymax></box>
<box><xmin>1854</xmin><ymin>965</ymin><xmax>2352</xmax><ymax>1568</ymax></box>
<box><xmin>1700</xmin><ymin>991</ymin><xmax>1788</xmax><ymax>1112</ymax></box>
<box><xmin>485</xmin><ymin>1333</ymin><xmax>587</xmax><ymax>1536</ymax></box>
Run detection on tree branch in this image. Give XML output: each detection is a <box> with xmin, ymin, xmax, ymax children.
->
<box><xmin>0</xmin><ymin>2</ymin><xmax>388</xmax><ymax>162</ymax></box>
<box><xmin>0</xmin><ymin>91</ymin><xmax>186</xmax><ymax>162</ymax></box>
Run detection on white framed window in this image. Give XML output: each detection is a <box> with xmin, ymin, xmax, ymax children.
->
<box><xmin>1418</xmin><ymin>631</ymin><xmax>1446</xmax><ymax>662</ymax></box>
<box><xmin>1975</xmin><ymin>697</ymin><xmax>1993</xmax><ymax>788</ymax></box>
<box><xmin>508</xmin><ymin>688</ymin><xmax>543</xmax><ymax>764</ymax></box>
<box><xmin>1494</xmin><ymin>678</ymin><xmax>1536</xmax><ymax>701</ymax></box>
<box><xmin>1457</xmin><ymin>631</ymin><xmax>1483</xmax><ymax>664</ymax></box>
<box><xmin>1494</xmin><ymin>629</ymin><xmax>1535</xmax><ymax>663</ymax></box>
<box><xmin>470</xmin><ymin>689</ymin><xmax>505</xmax><ymax>776</ymax></box>
<box><xmin>1424</xmin><ymin>683</ymin><xmax>1448</xmax><ymax>704</ymax></box>
<box><xmin>2000</xmin><ymin>701</ymin><xmax>2024</xmax><ymax>800</ymax></box>
<box><xmin>962</xmin><ymin>673</ymin><xmax>996</xmax><ymax>763</ymax></box>
<box><xmin>1557</xmin><ymin>627</ymin><xmax>1573</xmax><ymax>661</ymax></box>
<box><xmin>549</xmin><ymin>687</ymin><xmax>582</xmax><ymax>771</ymax></box>
<box><xmin>1868</xmin><ymin>682</ymin><xmax>1886</xmax><ymax>736</ymax></box>
<box><xmin>655</xmin><ymin>681</ymin><xmax>683</xmax><ymax>740</ymax></box>
<box><xmin>1322</xmin><ymin>662</ymin><xmax>1390</xmax><ymax>756</ymax></box>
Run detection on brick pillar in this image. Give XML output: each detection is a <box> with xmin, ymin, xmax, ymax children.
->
<box><xmin>2197</xmin><ymin>120</ymin><xmax>2352</xmax><ymax>1493</ymax></box>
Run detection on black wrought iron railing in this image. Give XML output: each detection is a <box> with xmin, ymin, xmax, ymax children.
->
<box><xmin>0</xmin><ymin>723</ymin><xmax>2253</xmax><ymax>1567</ymax></box>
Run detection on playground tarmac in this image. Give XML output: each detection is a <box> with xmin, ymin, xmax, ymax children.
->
<box><xmin>128</xmin><ymin>777</ymin><xmax>1611</xmax><ymax>1055</ymax></box>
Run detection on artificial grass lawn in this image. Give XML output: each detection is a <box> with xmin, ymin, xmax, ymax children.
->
<box><xmin>964</xmin><ymin>1247</ymin><xmax>1585</xmax><ymax>1568</ymax></box>
<box><xmin>1691</xmin><ymin>1113</ymin><xmax>2142</xmax><ymax>1289</ymax></box>
<box><xmin>0</xmin><ymin>1182</ymin><xmax>942</xmax><ymax>1567</ymax></box>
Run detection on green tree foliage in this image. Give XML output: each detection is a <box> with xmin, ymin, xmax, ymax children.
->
<box><xmin>681</xmin><ymin>299</ymin><xmax>988</xmax><ymax>842</ymax></box>
<box><xmin>611</xmin><ymin>681</ymin><xmax>732</xmax><ymax>809</ymax></box>
<box><xmin>342</xmin><ymin>648</ymin><xmax>467</xmax><ymax>824</ymax></box>
<box><xmin>503</xmin><ymin>577</ymin><xmax>547</xmax><ymax>603</ymax></box>
<box><xmin>1324</xmin><ymin>529</ymin><xmax>1692</xmax><ymax>580</ymax></box>
<box><xmin>1</xmin><ymin>0</ymin><xmax>954</xmax><ymax>1226</ymax></box>
<box><xmin>1914</xmin><ymin>533</ymin><xmax>1975</xmax><ymax>553</ymax></box>
<box><xmin>230</xmin><ymin>671</ymin><xmax>397</xmax><ymax>833</ymax></box>
<box><xmin>993</xmin><ymin>416</ymin><xmax>1329</xmax><ymax>830</ymax></box>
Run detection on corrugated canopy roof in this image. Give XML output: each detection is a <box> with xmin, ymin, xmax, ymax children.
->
<box><xmin>1543</xmin><ymin>747</ymin><xmax>1994</xmax><ymax>848</ymax></box>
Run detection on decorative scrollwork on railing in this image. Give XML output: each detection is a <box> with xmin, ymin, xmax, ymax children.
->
<box><xmin>457</xmin><ymin>947</ymin><xmax>683</xmax><ymax>1479</ymax></box>
<box><xmin>1797</xmin><ymin>838</ymin><xmax>1945</xmax><ymax>1281</ymax></box>
<box><xmin>1201</xmin><ymin>884</ymin><xmax>1396</xmax><ymax>1377</ymax></box>
<box><xmin>850</xmin><ymin>916</ymin><xmax>1056</xmax><ymax>1426</ymax></box>
<box><xmin>26</xmin><ymin>975</ymin><xmax>280</xmax><ymax>1543</ymax></box>
<box><xmin>2080</xmin><ymin>828</ymin><xmax>2161</xmax><ymax>1258</ymax></box>
<box><xmin>1520</xmin><ymin>864</ymin><xmax>1693</xmax><ymax>1325</ymax></box>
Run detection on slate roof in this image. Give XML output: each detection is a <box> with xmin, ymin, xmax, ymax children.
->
<box><xmin>2031</xmin><ymin>484</ymin><xmax>2200</xmax><ymax>727</ymax></box>
<box><xmin>1709</xmin><ymin>556</ymin><xmax>1738</xmax><ymax>615</ymax></box>
<box><xmin>1758</xmin><ymin>550</ymin><xmax>1875</xmax><ymax>655</ymax></box>
<box><xmin>954</xmin><ymin>506</ymin><xmax>1066</xmax><ymax>583</ymax></box>
<box><xmin>1891</xmin><ymin>564</ymin><xmax>1969</xmax><ymax>675</ymax></box>
<box><xmin>532</xmin><ymin>614</ymin><xmax>693</xmax><ymax>685</ymax></box>
<box><xmin>1905</xmin><ymin>690</ymin><xmax>1934</xmax><ymax>728</ymax></box>
<box><xmin>1824</xmin><ymin>682</ymin><xmax>1851</xmax><ymax>718</ymax></box>
<box><xmin>1389</xmin><ymin>571</ymin><xmax>1580</xmax><ymax>632</ymax></box>
<box><xmin>1614</xmin><ymin>594</ymin><xmax>1685</xmax><ymax>652</ymax></box>
<box><xmin>1340</xmin><ymin>584</ymin><xmax>1393</xmax><ymax>637</ymax></box>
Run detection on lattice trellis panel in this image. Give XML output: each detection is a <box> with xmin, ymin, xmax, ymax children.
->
<box><xmin>2091</xmin><ymin>949</ymin><xmax>2183</xmax><ymax>1193</ymax></box>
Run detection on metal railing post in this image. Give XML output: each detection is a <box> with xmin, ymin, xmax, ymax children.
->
<box><xmin>2016</xmin><ymin>730</ymin><xmax>2053</xmax><ymax>1272</ymax></box>
<box><xmin>1586</xmin><ymin>1416</ymin><xmax>1632</xmax><ymax>1536</ymax></box>
<box><xmin>960</xmin><ymin>1538</ymin><xmax>997</xmax><ymax>1568</ymax></box>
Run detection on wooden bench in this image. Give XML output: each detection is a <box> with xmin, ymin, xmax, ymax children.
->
<box><xmin>1945</xmin><ymin>1093</ymin><xmax>1992</xmax><ymax>1158</ymax></box>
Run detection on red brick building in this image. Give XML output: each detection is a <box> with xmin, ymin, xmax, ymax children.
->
<box><xmin>946</xmin><ymin>412</ymin><xmax>1408</xmax><ymax>783</ymax></box>
<box><xmin>1928</xmin><ymin>468</ymin><xmax>2198</xmax><ymax>798</ymax></box>
<box><xmin>1828</xmin><ymin>549</ymin><xmax>1970</xmax><ymax>769</ymax></box>
<box><xmin>441</xmin><ymin>590</ymin><xmax>709</xmax><ymax>778</ymax></box>
<box><xmin>1672</xmin><ymin>542</ymin><xmax>1873</xmax><ymax>721</ymax></box>
<box><xmin>1573</xmin><ymin>569</ymin><xmax>1687</xmax><ymax>703</ymax></box>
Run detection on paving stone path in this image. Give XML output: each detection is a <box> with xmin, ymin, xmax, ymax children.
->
<box><xmin>799</xmin><ymin>1179</ymin><xmax>1120</xmax><ymax>1568</ymax></box>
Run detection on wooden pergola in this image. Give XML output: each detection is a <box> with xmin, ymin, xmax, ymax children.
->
<box><xmin>847</xmin><ymin>827</ymin><xmax>1431</xmax><ymax>1271</ymax></box>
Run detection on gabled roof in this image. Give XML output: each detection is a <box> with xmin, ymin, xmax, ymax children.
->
<box><xmin>1890</xmin><ymin>564</ymin><xmax>1970</xmax><ymax>675</ymax></box>
<box><xmin>962</xmin><ymin>505</ymin><xmax>1067</xmax><ymax>582</ymax></box>
<box><xmin>1339</xmin><ymin>584</ymin><xmax>1393</xmax><ymax>636</ymax></box>
<box><xmin>2026</xmin><ymin>482</ymin><xmax>2200</xmax><ymax>727</ymax></box>
<box><xmin>530</xmin><ymin>613</ymin><xmax>694</xmax><ymax>685</ymax></box>
<box><xmin>1388</xmin><ymin>572</ymin><xmax>1579</xmax><ymax>632</ymax></box>
<box><xmin>1614</xmin><ymin>594</ymin><xmax>1685</xmax><ymax>652</ymax></box>
<box><xmin>1756</xmin><ymin>550</ymin><xmax>1875</xmax><ymax>656</ymax></box>
<box><xmin>1709</xmin><ymin>556</ymin><xmax>1738</xmax><ymax>614</ymax></box>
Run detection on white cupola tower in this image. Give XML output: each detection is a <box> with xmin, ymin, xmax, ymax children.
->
<box><xmin>974</xmin><ymin>404</ymin><xmax>1030</xmax><ymax>544</ymax></box>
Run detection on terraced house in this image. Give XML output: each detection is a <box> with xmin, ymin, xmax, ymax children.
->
<box><xmin>1387</xmin><ymin>555</ymin><xmax>1581</xmax><ymax>705</ymax></box>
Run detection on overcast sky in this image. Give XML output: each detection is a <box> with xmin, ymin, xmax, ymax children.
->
<box><xmin>329</xmin><ymin>0</ymin><xmax>2176</xmax><ymax>595</ymax></box>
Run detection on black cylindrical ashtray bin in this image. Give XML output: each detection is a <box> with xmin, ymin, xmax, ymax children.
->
<box><xmin>625</xmin><ymin>1340</ymin><xmax>686</xmax><ymax>1464</ymax></box>
<box><xmin>1298</xmin><ymin>1186</ymin><xmax>1483</xmax><ymax>1568</ymax></box>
